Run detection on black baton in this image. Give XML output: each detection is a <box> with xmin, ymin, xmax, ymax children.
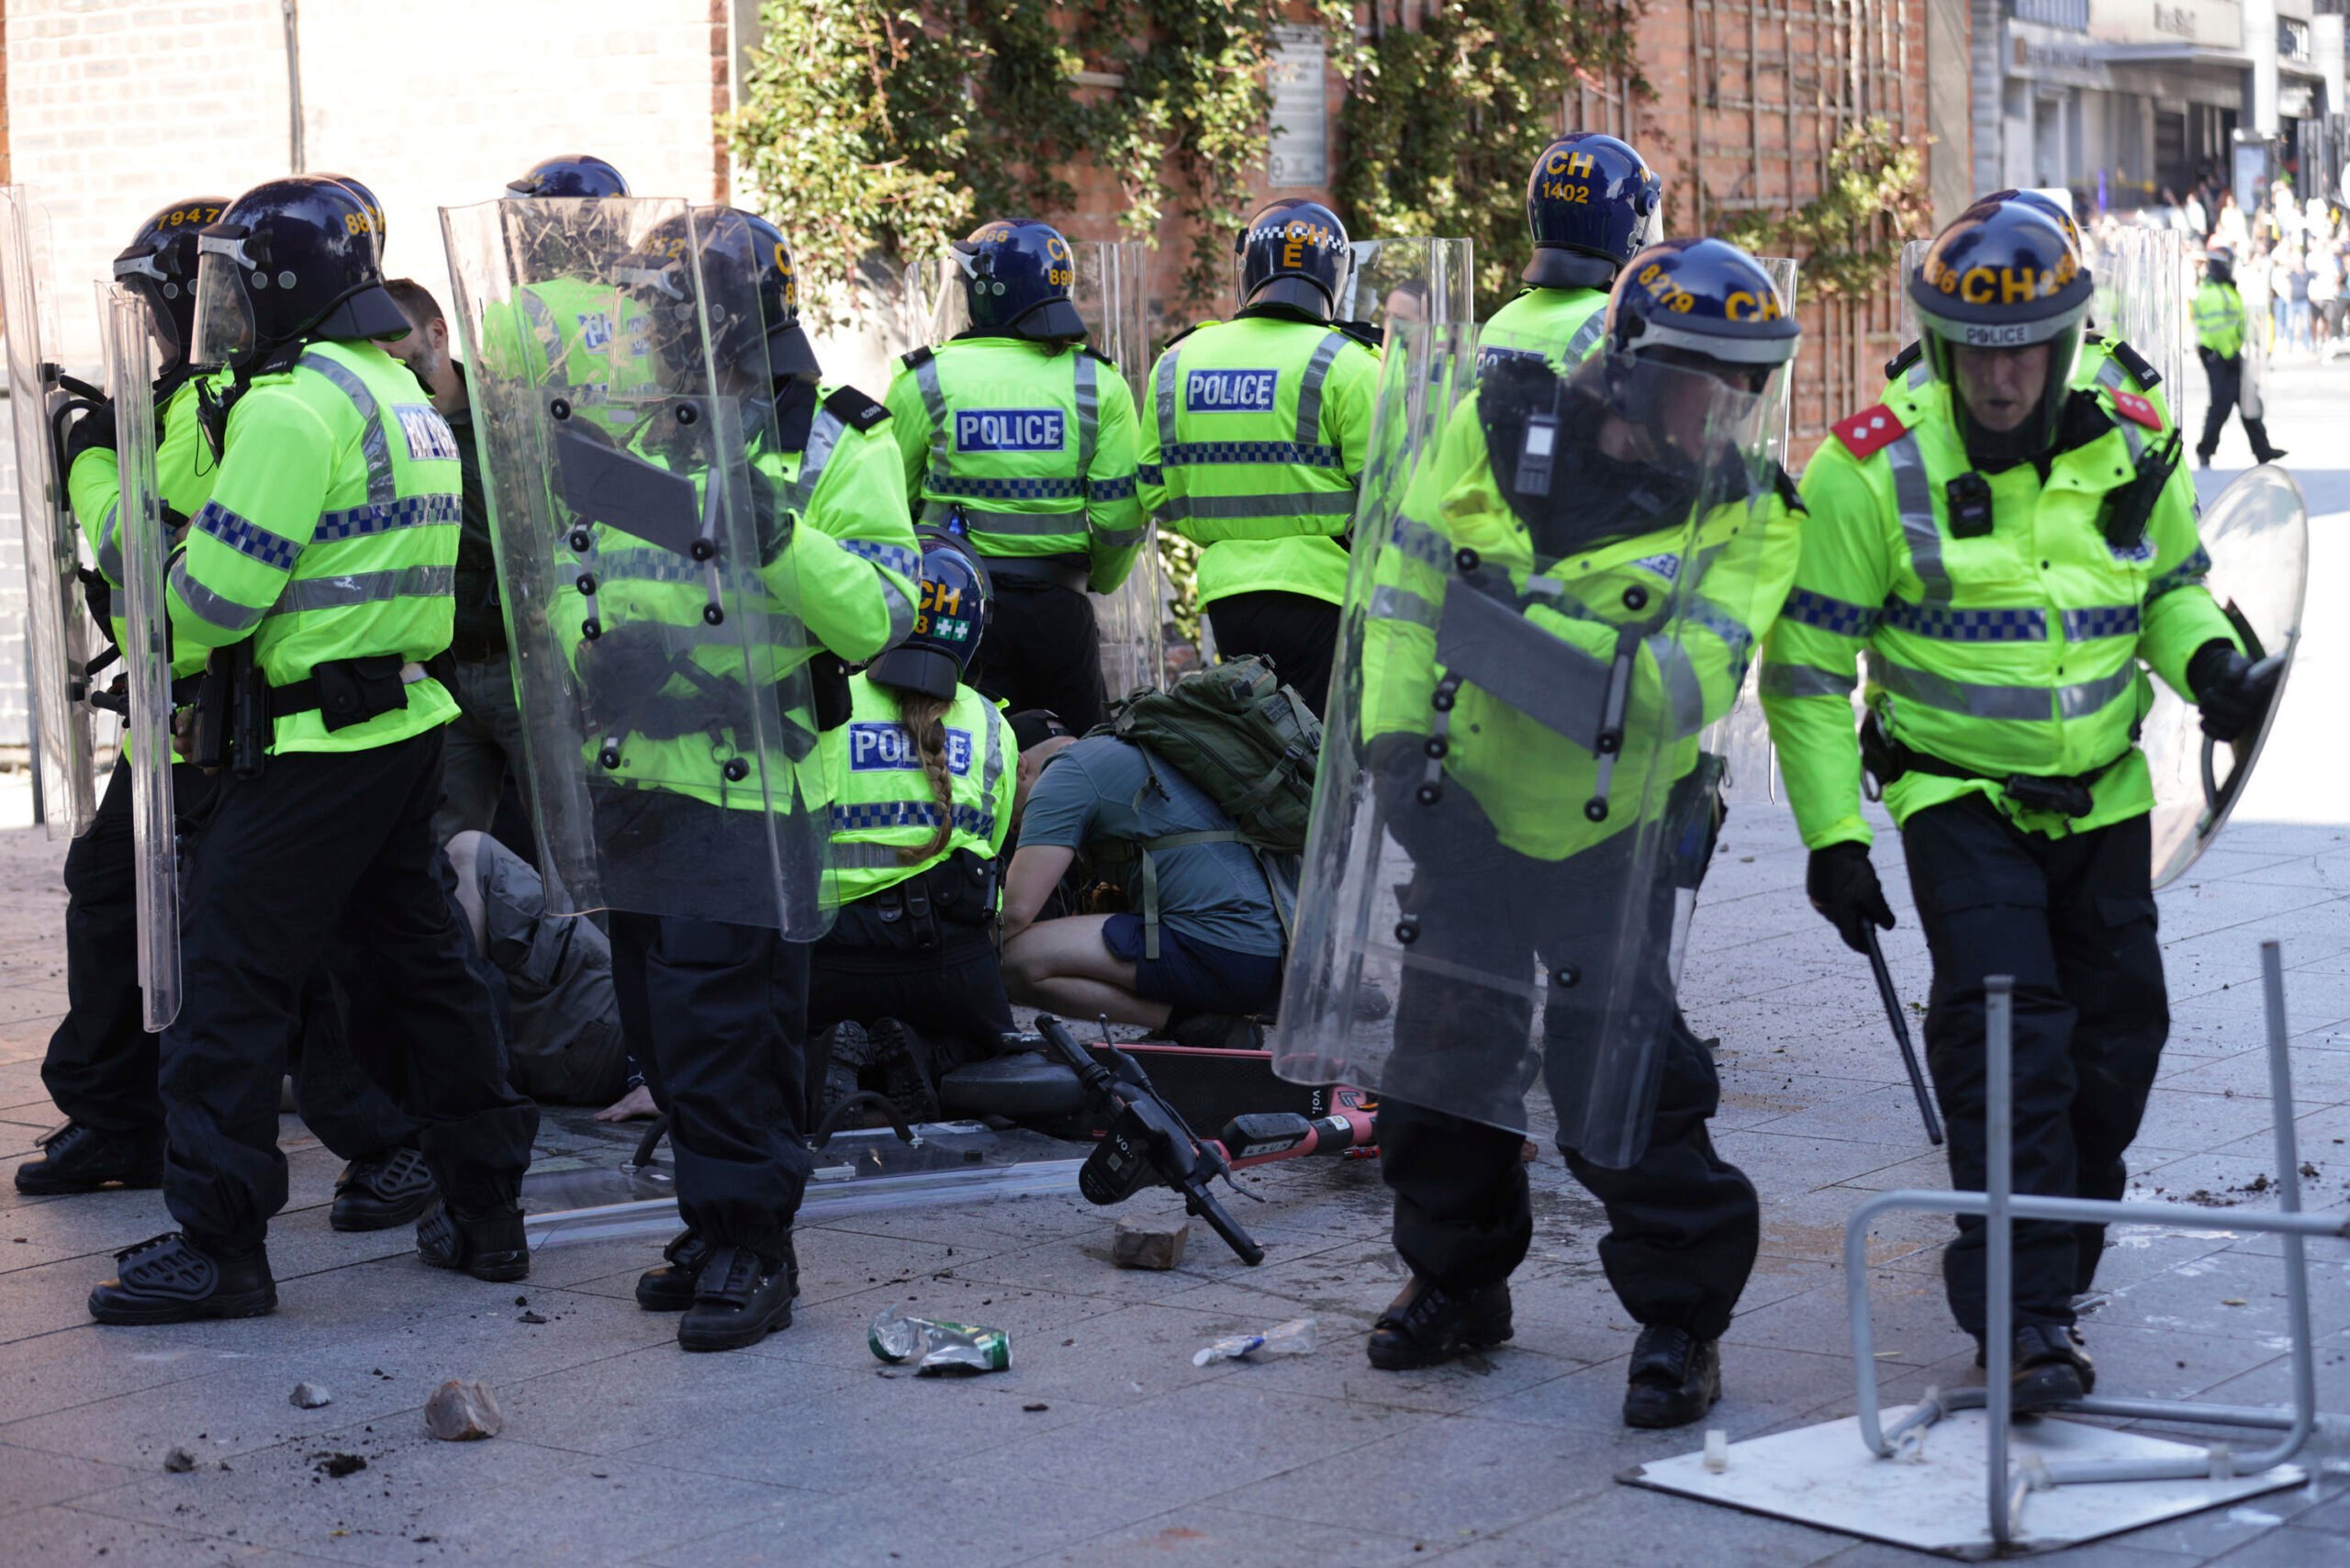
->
<box><xmin>1865</xmin><ymin>926</ymin><xmax>1942</xmax><ymax>1146</ymax></box>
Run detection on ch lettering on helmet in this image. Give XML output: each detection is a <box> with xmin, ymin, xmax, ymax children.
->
<box><xmin>1723</xmin><ymin>290</ymin><xmax>1783</xmax><ymax>322</ymax></box>
<box><xmin>775</xmin><ymin>245</ymin><xmax>799</xmax><ymax>311</ymax></box>
<box><xmin>913</xmin><ymin>577</ymin><xmax>975</xmax><ymax>644</ymax></box>
<box><xmin>1925</xmin><ymin>251</ymin><xmax>2080</xmax><ymax>305</ymax></box>
<box><xmin>1186</xmin><ymin>368</ymin><xmax>1280</xmax><ymax>413</ymax></box>
<box><xmin>1539</xmin><ymin>148</ymin><xmax>1596</xmax><ymax>204</ymax></box>
<box><xmin>1635</xmin><ymin>262</ymin><xmax>1696</xmax><ymax>313</ymax></box>
<box><xmin>1247</xmin><ymin>218</ymin><xmax>1335</xmax><ymax>271</ymax></box>
<box><xmin>1044</xmin><ymin>234</ymin><xmax>1073</xmax><ymax>288</ymax></box>
<box><xmin>847</xmin><ymin>722</ymin><xmax>976</xmax><ymax>776</ymax></box>
<box><xmin>955</xmin><ymin>409</ymin><xmax>1066</xmax><ymax>452</ymax></box>
<box><xmin>394</xmin><ymin>405</ymin><xmax>460</xmax><ymax>464</ymax></box>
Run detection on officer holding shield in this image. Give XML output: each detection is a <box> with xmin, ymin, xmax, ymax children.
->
<box><xmin>1763</xmin><ymin>199</ymin><xmax>2281</xmax><ymax>1408</ymax></box>
<box><xmin>1276</xmin><ymin>239</ymin><xmax>1805</xmax><ymax>1428</ymax></box>
<box><xmin>84</xmin><ymin>176</ymin><xmax>539</xmax><ymax>1323</ymax></box>
<box><xmin>17</xmin><ymin>197</ymin><xmax>225</xmax><ymax>1196</ymax></box>
<box><xmin>1482</xmin><ymin>133</ymin><xmax>1662</xmax><ymax>367</ymax></box>
<box><xmin>1140</xmin><ymin>200</ymin><xmax>1381</xmax><ymax>719</ymax></box>
<box><xmin>884</xmin><ymin>221</ymin><xmax>1143</xmax><ymax>732</ymax></box>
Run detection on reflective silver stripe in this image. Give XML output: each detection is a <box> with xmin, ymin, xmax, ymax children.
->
<box><xmin>1874</xmin><ymin>656</ymin><xmax>2133</xmax><ymax>722</ymax></box>
<box><xmin>95</xmin><ymin>501</ymin><xmax>123</xmax><ymax>585</ymax></box>
<box><xmin>1761</xmin><ymin>660</ymin><xmax>1857</xmax><ymax>699</ymax></box>
<box><xmin>1149</xmin><ymin>489</ymin><xmax>1357</xmax><ymax>522</ymax></box>
<box><xmin>979</xmin><ymin>711</ymin><xmax>1003</xmax><ymax>817</ymax></box>
<box><xmin>2057</xmin><ymin>665</ymin><xmax>2137</xmax><ymax>719</ymax></box>
<box><xmin>878</xmin><ymin>577</ymin><xmax>915</xmax><ymax>647</ymax></box>
<box><xmin>912</xmin><ymin>356</ymin><xmax>950</xmax><ymax>482</ymax></box>
<box><xmin>270</xmin><ymin>564</ymin><xmax>453</xmax><ymax>615</ymax></box>
<box><xmin>297</xmin><ymin>351</ymin><xmax>396</xmax><ymax>507</ymax></box>
<box><xmin>1646</xmin><ymin>634</ymin><xmax>1710</xmax><ymax>738</ymax></box>
<box><xmin>1886</xmin><ymin>433</ymin><xmax>1949</xmax><ymax>602</ymax></box>
<box><xmin>1073</xmin><ymin>353</ymin><xmax>1098</xmax><ymax>476</ymax></box>
<box><xmin>925</xmin><ymin>503</ymin><xmax>1087</xmax><ymax>537</ymax></box>
<box><xmin>1563</xmin><ymin>312</ymin><xmax>1606</xmax><ymax>363</ymax></box>
<box><xmin>2093</xmin><ymin>358</ymin><xmax>2146</xmax><ymax>460</ymax></box>
<box><xmin>1389</xmin><ymin>514</ymin><xmax>1451</xmax><ymax>569</ymax></box>
<box><xmin>1091</xmin><ymin>522</ymin><xmax>1146</xmax><ymax>550</ymax></box>
<box><xmin>169</xmin><ymin>554</ymin><xmax>267</xmax><ymax>635</ymax></box>
<box><xmin>1907</xmin><ymin>358</ymin><xmax>1933</xmax><ymax>391</ymax></box>
<box><xmin>831</xmin><ymin>841</ymin><xmax>913</xmax><ymax>870</ymax></box>
<box><xmin>1294</xmin><ymin>330</ymin><xmax>1349</xmax><ymax>448</ymax></box>
<box><xmin>1368</xmin><ymin>583</ymin><xmax>1438</xmax><ymax>627</ymax></box>
<box><xmin>792</xmin><ymin>410</ymin><xmax>845</xmax><ymax>517</ymax></box>
<box><xmin>1153</xmin><ymin>344</ymin><xmax>1181</xmax><ymax>456</ymax></box>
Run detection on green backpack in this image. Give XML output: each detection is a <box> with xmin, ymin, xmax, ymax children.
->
<box><xmin>1081</xmin><ymin>655</ymin><xmax>1323</xmax><ymax>959</ymax></box>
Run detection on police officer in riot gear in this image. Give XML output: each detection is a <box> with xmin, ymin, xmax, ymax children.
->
<box><xmin>1140</xmin><ymin>199</ymin><xmax>1380</xmax><ymax>719</ymax></box>
<box><xmin>1765</xmin><ymin>199</ymin><xmax>2279</xmax><ymax>1409</ymax></box>
<box><xmin>885</xmin><ymin>220</ymin><xmax>1143</xmax><ymax>733</ymax></box>
<box><xmin>506</xmin><ymin>153</ymin><xmax>631</xmax><ymax>200</ymax></box>
<box><xmin>85</xmin><ymin>175</ymin><xmax>539</xmax><ymax>1323</ymax></box>
<box><xmin>1344</xmin><ymin>240</ymin><xmax>1805</xmax><ymax>1428</ymax></box>
<box><xmin>1483</xmin><ymin>133</ymin><xmax>1662</xmax><ymax>364</ymax></box>
<box><xmin>2194</xmin><ymin>247</ymin><xmax>2285</xmax><ymax>467</ymax></box>
<box><xmin>18</xmin><ymin>196</ymin><xmax>227</xmax><ymax>1196</ymax></box>
<box><xmin>804</xmin><ymin>530</ymin><xmax>1019</xmax><ymax>1126</ymax></box>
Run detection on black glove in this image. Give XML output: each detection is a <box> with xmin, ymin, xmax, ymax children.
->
<box><xmin>64</xmin><ymin>398</ymin><xmax>118</xmax><ymax>465</ymax></box>
<box><xmin>1807</xmin><ymin>841</ymin><xmax>1895</xmax><ymax>955</ymax></box>
<box><xmin>2188</xmin><ymin>638</ymin><xmax>2279</xmax><ymax>744</ymax></box>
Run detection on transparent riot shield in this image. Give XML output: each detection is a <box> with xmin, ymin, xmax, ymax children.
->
<box><xmin>1897</xmin><ymin>237</ymin><xmax>1932</xmax><ymax>350</ymax></box>
<box><xmin>1274</xmin><ymin>324</ymin><xmax>1784</xmax><ymax>1166</ymax></box>
<box><xmin>97</xmin><ymin>286</ymin><xmax>181</xmax><ymax>1030</ymax></box>
<box><xmin>1758</xmin><ymin>257</ymin><xmax>1800</xmax><ymax>465</ymax></box>
<box><xmin>1336</xmin><ymin>238</ymin><xmax>1474</xmax><ymax>331</ymax></box>
<box><xmin>442</xmin><ymin>198</ymin><xmax>831</xmax><ymax>934</ymax></box>
<box><xmin>0</xmin><ymin>186</ymin><xmax>100</xmax><ymax>836</ymax></box>
<box><xmin>2095</xmin><ymin>226</ymin><xmax>2189</xmax><ymax>404</ymax></box>
<box><xmin>908</xmin><ymin>240</ymin><xmax>1174</xmax><ymax>696</ymax></box>
<box><xmin>2145</xmin><ymin>465</ymin><xmax>2307</xmax><ymax>888</ymax></box>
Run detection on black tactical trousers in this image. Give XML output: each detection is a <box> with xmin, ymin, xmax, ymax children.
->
<box><xmin>968</xmin><ymin>579</ymin><xmax>1108</xmax><ymax>734</ymax></box>
<box><xmin>1376</xmin><ymin>793</ymin><xmax>1757</xmax><ymax>1339</ymax></box>
<box><xmin>290</xmin><ymin>972</ymin><xmax>426</xmax><ymax>1164</ymax></box>
<box><xmin>808</xmin><ymin>893</ymin><xmax>1015</xmax><ymax>1072</ymax></box>
<box><xmin>1205</xmin><ymin>590</ymin><xmax>1342</xmax><ymax>722</ymax></box>
<box><xmin>161</xmin><ymin>730</ymin><xmax>538</xmax><ymax>1251</ymax></box>
<box><xmin>1900</xmin><ymin>795</ymin><xmax>2168</xmax><ymax>1338</ymax></box>
<box><xmin>2197</xmin><ymin>351</ymin><xmax>2281</xmax><ymax>464</ymax></box>
<box><xmin>610</xmin><ymin>911</ymin><xmax>813</xmax><ymax>1263</ymax></box>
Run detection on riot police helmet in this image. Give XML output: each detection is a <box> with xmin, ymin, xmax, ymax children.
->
<box><xmin>1523</xmin><ymin>133</ymin><xmax>1662</xmax><ymax>291</ymax></box>
<box><xmin>191</xmin><ymin>176</ymin><xmax>409</xmax><ymax>370</ymax></box>
<box><xmin>953</xmin><ymin>219</ymin><xmax>1087</xmax><ymax>342</ymax></box>
<box><xmin>1908</xmin><ymin>197</ymin><xmax>2094</xmax><ymax>464</ymax></box>
<box><xmin>505</xmin><ymin>154</ymin><xmax>632</xmax><ymax>200</ymax></box>
<box><xmin>113</xmin><ymin>196</ymin><xmax>229</xmax><ymax>376</ymax></box>
<box><xmin>868</xmin><ymin>528</ymin><xmax>992</xmax><ymax>700</ymax></box>
<box><xmin>2205</xmin><ymin>246</ymin><xmax>2236</xmax><ymax>286</ymax></box>
<box><xmin>312</xmin><ymin>173</ymin><xmax>386</xmax><ymax>260</ymax></box>
<box><xmin>1234</xmin><ymin>199</ymin><xmax>1352</xmax><ymax>319</ymax></box>
<box><xmin>1600</xmin><ymin>236</ymin><xmax>1800</xmax><ymax>449</ymax></box>
<box><xmin>1974</xmin><ymin>188</ymin><xmax>2082</xmax><ymax>260</ymax></box>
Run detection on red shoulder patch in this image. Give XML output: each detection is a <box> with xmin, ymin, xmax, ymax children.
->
<box><xmin>1830</xmin><ymin>404</ymin><xmax>1908</xmax><ymax>460</ymax></box>
<box><xmin>2109</xmin><ymin>388</ymin><xmax>2162</xmax><ymax>431</ymax></box>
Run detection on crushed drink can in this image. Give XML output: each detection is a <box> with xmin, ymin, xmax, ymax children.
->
<box><xmin>868</xmin><ymin>1304</ymin><xmax>1012</xmax><ymax>1375</ymax></box>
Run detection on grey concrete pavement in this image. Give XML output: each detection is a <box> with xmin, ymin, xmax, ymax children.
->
<box><xmin>2</xmin><ymin>366</ymin><xmax>2349</xmax><ymax>1563</ymax></box>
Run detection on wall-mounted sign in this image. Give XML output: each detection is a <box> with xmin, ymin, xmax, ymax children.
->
<box><xmin>1266</xmin><ymin>25</ymin><xmax>1327</xmax><ymax>189</ymax></box>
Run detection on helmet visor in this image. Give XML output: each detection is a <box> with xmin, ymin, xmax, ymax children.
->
<box><xmin>190</xmin><ymin>239</ymin><xmax>256</xmax><ymax>368</ymax></box>
<box><xmin>1606</xmin><ymin>353</ymin><xmax>1771</xmax><ymax>466</ymax></box>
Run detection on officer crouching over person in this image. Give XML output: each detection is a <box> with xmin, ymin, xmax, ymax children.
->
<box><xmin>87</xmin><ymin>175</ymin><xmax>541</xmax><ymax>1323</ymax></box>
<box><xmin>1276</xmin><ymin>238</ymin><xmax>1807</xmax><ymax>1428</ymax></box>
<box><xmin>1762</xmin><ymin>197</ymin><xmax>2280</xmax><ymax>1409</ymax></box>
<box><xmin>806</xmin><ymin>530</ymin><xmax>1021</xmax><ymax>1126</ymax></box>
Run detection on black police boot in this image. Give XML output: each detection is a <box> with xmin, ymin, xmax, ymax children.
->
<box><xmin>416</xmin><ymin>1198</ymin><xmax>530</xmax><ymax>1283</ymax></box>
<box><xmin>634</xmin><ymin>1227</ymin><xmax>710</xmax><ymax>1312</ymax></box>
<box><xmin>15</xmin><ymin>1121</ymin><xmax>165</xmax><ymax>1194</ymax></box>
<box><xmin>1164</xmin><ymin>1011</ymin><xmax>1267</xmax><ymax>1051</ymax></box>
<box><xmin>812</xmin><ymin>1020</ymin><xmax>872</xmax><ymax>1125</ymax></box>
<box><xmin>867</xmin><ymin>1018</ymin><xmax>941</xmax><ymax>1124</ymax></box>
<box><xmin>1622</xmin><ymin>1326</ymin><xmax>1724</xmax><ymax>1429</ymax></box>
<box><xmin>1986</xmin><ymin>1324</ymin><xmax>2096</xmax><ymax>1414</ymax></box>
<box><xmin>88</xmin><ymin>1232</ymin><xmax>276</xmax><ymax>1325</ymax></box>
<box><xmin>330</xmin><ymin>1148</ymin><xmax>437</xmax><ymax>1232</ymax></box>
<box><xmin>677</xmin><ymin>1239</ymin><xmax>798</xmax><ymax>1352</ymax></box>
<box><xmin>1366</xmin><ymin>1275</ymin><xmax>1513</xmax><ymax>1370</ymax></box>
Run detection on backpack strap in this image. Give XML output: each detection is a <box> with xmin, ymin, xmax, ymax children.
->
<box><xmin>1128</xmin><ymin>828</ymin><xmax>1245</xmax><ymax>961</ymax></box>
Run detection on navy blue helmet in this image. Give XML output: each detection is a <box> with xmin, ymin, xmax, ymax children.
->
<box><xmin>312</xmin><ymin>173</ymin><xmax>386</xmax><ymax>261</ymax></box>
<box><xmin>1235</xmin><ymin>199</ymin><xmax>1352</xmax><ymax>319</ymax></box>
<box><xmin>114</xmin><ymin>195</ymin><xmax>229</xmax><ymax>375</ymax></box>
<box><xmin>1908</xmin><ymin>198</ymin><xmax>2092</xmax><ymax>463</ymax></box>
<box><xmin>1601</xmin><ymin>237</ymin><xmax>1800</xmax><ymax>441</ymax></box>
<box><xmin>625</xmin><ymin>207</ymin><xmax>820</xmax><ymax>382</ymax></box>
<box><xmin>1524</xmin><ymin>134</ymin><xmax>1662</xmax><ymax>290</ymax></box>
<box><xmin>1972</xmin><ymin>188</ymin><xmax>2082</xmax><ymax>260</ymax></box>
<box><xmin>869</xmin><ymin>530</ymin><xmax>991</xmax><ymax>700</ymax></box>
<box><xmin>952</xmin><ymin>219</ymin><xmax>1086</xmax><ymax>342</ymax></box>
<box><xmin>506</xmin><ymin>154</ymin><xmax>631</xmax><ymax>200</ymax></box>
<box><xmin>191</xmin><ymin>176</ymin><xmax>408</xmax><ymax>368</ymax></box>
